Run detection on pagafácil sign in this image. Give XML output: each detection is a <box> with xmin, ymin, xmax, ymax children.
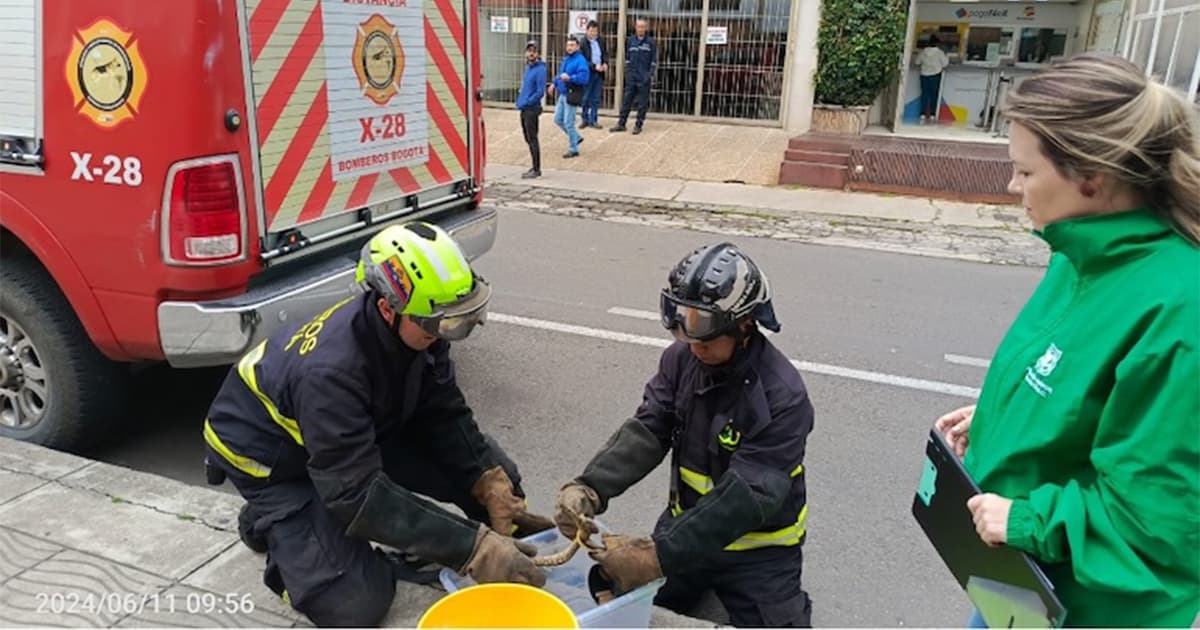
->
<box><xmin>954</xmin><ymin>7</ymin><xmax>1008</xmax><ymax>20</ymax></box>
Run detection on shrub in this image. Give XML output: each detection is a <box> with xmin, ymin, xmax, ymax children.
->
<box><xmin>814</xmin><ymin>0</ymin><xmax>910</xmax><ymax>107</ymax></box>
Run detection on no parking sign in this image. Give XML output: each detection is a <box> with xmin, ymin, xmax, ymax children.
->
<box><xmin>569</xmin><ymin>11</ymin><xmax>597</xmax><ymax>36</ymax></box>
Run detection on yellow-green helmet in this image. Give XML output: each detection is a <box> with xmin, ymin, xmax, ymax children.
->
<box><xmin>355</xmin><ymin>222</ymin><xmax>490</xmax><ymax>339</ymax></box>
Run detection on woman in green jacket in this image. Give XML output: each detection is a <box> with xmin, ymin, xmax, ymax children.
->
<box><xmin>935</xmin><ymin>53</ymin><xmax>1200</xmax><ymax>627</ymax></box>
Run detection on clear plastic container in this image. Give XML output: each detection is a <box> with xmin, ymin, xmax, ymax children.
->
<box><xmin>439</xmin><ymin>525</ymin><xmax>666</xmax><ymax>628</ymax></box>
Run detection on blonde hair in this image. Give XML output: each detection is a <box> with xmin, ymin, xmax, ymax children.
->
<box><xmin>1001</xmin><ymin>53</ymin><xmax>1200</xmax><ymax>245</ymax></box>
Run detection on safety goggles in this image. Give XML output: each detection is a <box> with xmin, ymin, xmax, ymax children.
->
<box><xmin>659</xmin><ymin>290</ymin><xmax>737</xmax><ymax>343</ymax></box>
<box><xmin>411</xmin><ymin>276</ymin><xmax>492</xmax><ymax>341</ymax></box>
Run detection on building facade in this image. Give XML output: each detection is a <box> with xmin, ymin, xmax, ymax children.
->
<box><xmin>477</xmin><ymin>0</ymin><xmax>818</xmax><ymax>130</ymax></box>
<box><xmin>476</xmin><ymin>0</ymin><xmax>1198</xmax><ymax>138</ymax></box>
<box><xmin>876</xmin><ymin>0</ymin><xmax>1199</xmax><ymax>141</ymax></box>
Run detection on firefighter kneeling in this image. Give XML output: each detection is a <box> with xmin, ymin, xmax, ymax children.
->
<box><xmin>202</xmin><ymin>222</ymin><xmax>553</xmax><ymax>627</ymax></box>
<box><xmin>556</xmin><ymin>243</ymin><xmax>816</xmax><ymax>627</ymax></box>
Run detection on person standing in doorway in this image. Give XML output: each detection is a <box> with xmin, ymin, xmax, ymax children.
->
<box><xmin>918</xmin><ymin>36</ymin><xmax>950</xmax><ymax>124</ymax></box>
<box><xmin>548</xmin><ymin>34</ymin><xmax>589</xmax><ymax>158</ymax></box>
<box><xmin>611</xmin><ymin>18</ymin><xmax>657</xmax><ymax>135</ymax></box>
<box><xmin>515</xmin><ymin>40</ymin><xmax>547</xmax><ymax>179</ymax></box>
<box><xmin>580</xmin><ymin>20</ymin><xmax>609</xmax><ymax>129</ymax></box>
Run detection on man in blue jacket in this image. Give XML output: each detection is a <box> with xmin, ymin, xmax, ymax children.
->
<box><xmin>611</xmin><ymin>18</ymin><xmax>657</xmax><ymax>135</ymax></box>
<box><xmin>548</xmin><ymin>35</ymin><xmax>590</xmax><ymax>158</ymax></box>
<box><xmin>515</xmin><ymin>40</ymin><xmax>546</xmax><ymax>179</ymax></box>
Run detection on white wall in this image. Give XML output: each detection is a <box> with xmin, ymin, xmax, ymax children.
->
<box><xmin>1073</xmin><ymin>0</ymin><xmax>1095</xmax><ymax>53</ymax></box>
<box><xmin>1085</xmin><ymin>0</ymin><xmax>1126</xmax><ymax>52</ymax></box>
<box><xmin>783</xmin><ymin>0</ymin><xmax>821</xmax><ymax>133</ymax></box>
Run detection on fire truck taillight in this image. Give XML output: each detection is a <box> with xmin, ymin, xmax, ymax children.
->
<box><xmin>162</xmin><ymin>156</ymin><xmax>247</xmax><ymax>265</ymax></box>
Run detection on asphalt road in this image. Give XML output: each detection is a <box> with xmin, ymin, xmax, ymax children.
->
<box><xmin>93</xmin><ymin>208</ymin><xmax>1046</xmax><ymax>627</ymax></box>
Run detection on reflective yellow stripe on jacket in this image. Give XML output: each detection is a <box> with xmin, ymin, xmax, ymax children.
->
<box><xmin>238</xmin><ymin>341</ymin><xmax>304</xmax><ymax>445</ymax></box>
<box><xmin>673</xmin><ymin>464</ymin><xmax>807</xmax><ymax>551</ymax></box>
<box><xmin>203</xmin><ymin>418</ymin><xmax>272</xmax><ymax>478</ymax></box>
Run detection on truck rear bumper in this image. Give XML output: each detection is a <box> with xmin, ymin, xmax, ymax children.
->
<box><xmin>157</xmin><ymin>208</ymin><xmax>497</xmax><ymax>368</ymax></box>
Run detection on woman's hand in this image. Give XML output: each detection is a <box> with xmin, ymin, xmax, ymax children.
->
<box><xmin>935</xmin><ymin>404</ymin><xmax>976</xmax><ymax>458</ymax></box>
<box><xmin>967</xmin><ymin>493</ymin><xmax>1012</xmax><ymax>546</ymax></box>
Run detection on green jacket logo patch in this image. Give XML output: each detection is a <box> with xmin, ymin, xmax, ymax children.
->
<box><xmin>1024</xmin><ymin>343</ymin><xmax>1061</xmax><ymax>398</ymax></box>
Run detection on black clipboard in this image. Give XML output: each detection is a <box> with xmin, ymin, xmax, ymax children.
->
<box><xmin>912</xmin><ymin>428</ymin><xmax>1068</xmax><ymax>628</ymax></box>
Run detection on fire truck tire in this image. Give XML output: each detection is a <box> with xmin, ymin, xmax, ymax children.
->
<box><xmin>0</xmin><ymin>255</ymin><xmax>130</xmax><ymax>453</ymax></box>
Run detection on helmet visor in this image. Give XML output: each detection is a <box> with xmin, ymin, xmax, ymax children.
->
<box><xmin>412</xmin><ymin>276</ymin><xmax>491</xmax><ymax>341</ymax></box>
<box><xmin>659</xmin><ymin>290</ymin><xmax>733</xmax><ymax>342</ymax></box>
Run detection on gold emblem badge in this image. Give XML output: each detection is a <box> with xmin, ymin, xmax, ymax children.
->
<box><xmin>66</xmin><ymin>19</ymin><xmax>147</xmax><ymax>128</ymax></box>
<box><xmin>353</xmin><ymin>14</ymin><xmax>405</xmax><ymax>105</ymax></box>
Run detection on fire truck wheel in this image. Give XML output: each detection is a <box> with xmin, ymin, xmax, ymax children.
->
<box><xmin>0</xmin><ymin>256</ymin><xmax>130</xmax><ymax>453</ymax></box>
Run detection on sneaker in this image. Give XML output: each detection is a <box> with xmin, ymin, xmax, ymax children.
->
<box><xmin>238</xmin><ymin>504</ymin><xmax>268</xmax><ymax>554</ymax></box>
<box><xmin>563</xmin><ymin>151</ymin><xmax>579</xmax><ymax>158</ymax></box>
<box><xmin>521</xmin><ymin>169</ymin><xmax>541</xmax><ymax>179</ymax></box>
<box><xmin>609</xmin><ymin>125</ymin><xmax>626</xmax><ymax>133</ymax></box>
<box><xmin>632</xmin><ymin>127</ymin><xmax>642</xmax><ymax>135</ymax></box>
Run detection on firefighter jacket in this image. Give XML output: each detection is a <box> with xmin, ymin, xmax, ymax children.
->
<box><xmin>203</xmin><ymin>292</ymin><xmax>497</xmax><ymax>565</ymax></box>
<box><xmin>578</xmin><ymin>331</ymin><xmax>814</xmax><ymax>574</ymax></box>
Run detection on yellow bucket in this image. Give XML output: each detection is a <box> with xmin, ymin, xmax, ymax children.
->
<box><xmin>418</xmin><ymin>583</ymin><xmax>579</xmax><ymax>629</ymax></box>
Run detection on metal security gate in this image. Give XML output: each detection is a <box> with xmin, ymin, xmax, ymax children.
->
<box><xmin>477</xmin><ymin>0</ymin><xmax>794</xmax><ymax>123</ymax></box>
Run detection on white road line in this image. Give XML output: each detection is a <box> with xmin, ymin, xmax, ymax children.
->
<box><xmin>944</xmin><ymin>353</ymin><xmax>992</xmax><ymax>369</ymax></box>
<box><xmin>606</xmin><ymin>306</ymin><xmax>661</xmax><ymax>321</ymax></box>
<box><xmin>490</xmin><ymin>312</ymin><xmax>981</xmax><ymax>398</ymax></box>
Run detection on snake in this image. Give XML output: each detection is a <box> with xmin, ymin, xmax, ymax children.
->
<box><xmin>531</xmin><ymin>511</ymin><xmax>604</xmax><ymax>567</ymax></box>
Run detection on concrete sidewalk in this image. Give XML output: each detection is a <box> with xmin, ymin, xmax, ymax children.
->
<box><xmin>485</xmin><ymin>162</ymin><xmax>1025</xmax><ymax>229</ymax></box>
<box><xmin>481</xmin><ymin>162</ymin><xmax>1048</xmax><ymax>267</ymax></box>
<box><xmin>483</xmin><ymin>108</ymin><xmax>789</xmax><ymax>186</ymax></box>
<box><xmin>0</xmin><ymin>438</ymin><xmax>711</xmax><ymax>628</ymax></box>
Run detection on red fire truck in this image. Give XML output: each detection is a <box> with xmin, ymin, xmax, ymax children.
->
<box><xmin>0</xmin><ymin>0</ymin><xmax>496</xmax><ymax>451</ymax></box>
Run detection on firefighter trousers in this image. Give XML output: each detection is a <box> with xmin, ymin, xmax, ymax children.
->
<box><xmin>651</xmin><ymin>512</ymin><xmax>813</xmax><ymax>627</ymax></box>
<box><xmin>221</xmin><ymin>434</ymin><xmax>523</xmax><ymax>628</ymax></box>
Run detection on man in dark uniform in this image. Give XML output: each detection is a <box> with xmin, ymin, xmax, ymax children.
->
<box><xmin>611</xmin><ymin>17</ymin><xmax>657</xmax><ymax>135</ymax></box>
<box><xmin>555</xmin><ymin>242</ymin><xmax>815</xmax><ymax>627</ymax></box>
<box><xmin>203</xmin><ymin>222</ymin><xmax>553</xmax><ymax>627</ymax></box>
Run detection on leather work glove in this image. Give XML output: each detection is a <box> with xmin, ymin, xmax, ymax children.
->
<box><xmin>512</xmin><ymin>508</ymin><xmax>556</xmax><ymax>538</ymax></box>
<box><xmin>471</xmin><ymin>466</ymin><xmax>533</xmax><ymax>536</ymax></box>
<box><xmin>588</xmin><ymin>533</ymin><xmax>663</xmax><ymax>594</ymax></box>
<box><xmin>554</xmin><ymin>481</ymin><xmax>601</xmax><ymax>539</ymax></box>
<box><xmin>461</xmin><ymin>526</ymin><xmax>547</xmax><ymax>587</ymax></box>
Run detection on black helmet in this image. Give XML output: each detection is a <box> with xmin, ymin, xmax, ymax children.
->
<box><xmin>660</xmin><ymin>242</ymin><xmax>781</xmax><ymax>342</ymax></box>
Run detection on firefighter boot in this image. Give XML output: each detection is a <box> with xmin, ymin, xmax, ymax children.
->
<box><xmin>238</xmin><ymin>504</ymin><xmax>268</xmax><ymax>554</ymax></box>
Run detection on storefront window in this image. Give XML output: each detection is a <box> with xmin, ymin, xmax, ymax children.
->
<box><xmin>1152</xmin><ymin>14</ymin><xmax>1182</xmax><ymax>78</ymax></box>
<box><xmin>1168</xmin><ymin>12</ymin><xmax>1200</xmax><ymax>96</ymax></box>
<box><xmin>915</xmin><ymin>25</ymin><xmax>963</xmax><ymax>61</ymax></box>
<box><xmin>1017</xmin><ymin>28</ymin><xmax>1068</xmax><ymax>63</ymax></box>
<box><xmin>1122</xmin><ymin>0</ymin><xmax>1200</xmax><ymax>101</ymax></box>
<box><xmin>964</xmin><ymin>27</ymin><xmax>1014</xmax><ymax>62</ymax></box>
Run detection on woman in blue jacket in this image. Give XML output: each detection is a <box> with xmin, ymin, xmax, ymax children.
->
<box><xmin>515</xmin><ymin>40</ymin><xmax>547</xmax><ymax>179</ymax></box>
